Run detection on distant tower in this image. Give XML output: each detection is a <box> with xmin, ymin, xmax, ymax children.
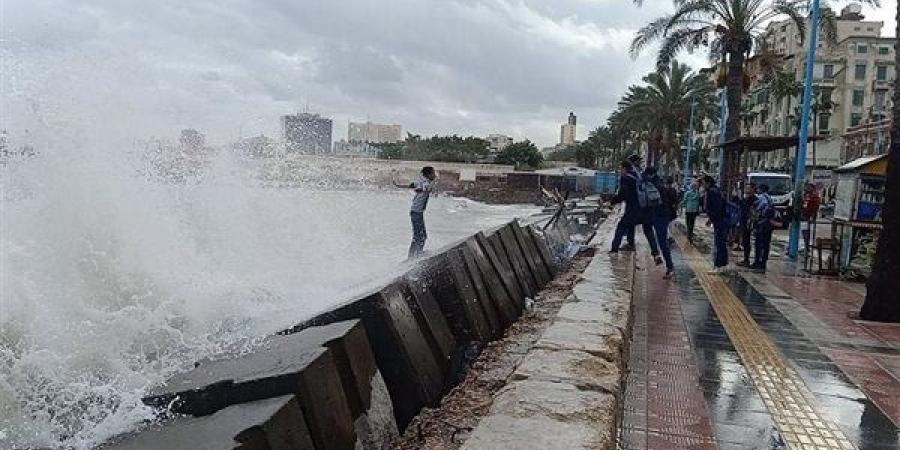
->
<box><xmin>561</xmin><ymin>112</ymin><xmax>577</xmax><ymax>145</ymax></box>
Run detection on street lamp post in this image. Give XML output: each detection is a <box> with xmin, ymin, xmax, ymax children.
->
<box><xmin>684</xmin><ymin>97</ymin><xmax>697</xmax><ymax>186</ymax></box>
<box><xmin>787</xmin><ymin>0</ymin><xmax>822</xmax><ymax>259</ymax></box>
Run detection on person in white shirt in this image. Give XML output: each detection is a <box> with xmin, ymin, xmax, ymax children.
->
<box><xmin>395</xmin><ymin>166</ymin><xmax>436</xmax><ymax>258</ymax></box>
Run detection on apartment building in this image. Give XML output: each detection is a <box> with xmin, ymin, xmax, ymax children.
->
<box><xmin>741</xmin><ymin>4</ymin><xmax>894</xmax><ymax>170</ymax></box>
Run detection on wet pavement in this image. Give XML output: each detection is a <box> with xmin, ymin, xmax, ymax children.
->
<box><xmin>619</xmin><ymin>230</ymin><xmax>900</xmax><ymax>450</ymax></box>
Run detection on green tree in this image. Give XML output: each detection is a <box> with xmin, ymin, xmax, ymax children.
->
<box><xmin>860</xmin><ymin>3</ymin><xmax>900</xmax><ymax>323</ymax></box>
<box><xmin>496</xmin><ymin>140</ymin><xmax>543</xmax><ymax>169</ymax></box>
<box><xmin>630</xmin><ymin>0</ymin><xmax>851</xmax><ymax>188</ymax></box>
<box><xmin>608</xmin><ymin>60</ymin><xmax>718</xmax><ymax>170</ymax></box>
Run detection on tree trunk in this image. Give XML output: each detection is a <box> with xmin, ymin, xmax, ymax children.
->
<box><xmin>723</xmin><ymin>49</ymin><xmax>745</xmax><ymax>192</ymax></box>
<box><xmin>860</xmin><ymin>5</ymin><xmax>900</xmax><ymax>322</ymax></box>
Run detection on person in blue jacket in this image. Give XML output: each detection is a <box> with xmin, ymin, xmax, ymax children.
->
<box><xmin>701</xmin><ymin>175</ymin><xmax>729</xmax><ymax>272</ymax></box>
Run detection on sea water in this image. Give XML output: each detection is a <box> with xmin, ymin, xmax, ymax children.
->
<box><xmin>0</xmin><ymin>149</ymin><xmax>536</xmax><ymax>449</ymax></box>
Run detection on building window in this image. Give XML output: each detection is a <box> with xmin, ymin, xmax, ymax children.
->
<box><xmin>854</xmin><ymin>26</ymin><xmax>861</xmax><ymax>31</ymax></box>
<box><xmin>879</xmin><ymin>46</ymin><xmax>890</xmax><ymax>55</ymax></box>
<box><xmin>852</xmin><ymin>90</ymin><xmax>865</xmax><ymax>106</ymax></box>
<box><xmin>858</xmin><ymin>44</ymin><xmax>868</xmax><ymax>53</ymax></box>
<box><xmin>823</xmin><ymin>64</ymin><xmax>834</xmax><ymax>78</ymax></box>
<box><xmin>875</xmin><ymin>91</ymin><xmax>887</xmax><ymax>109</ymax></box>
<box><xmin>818</xmin><ymin>114</ymin><xmax>830</xmax><ymax>133</ymax></box>
<box><xmin>877</xmin><ymin>65</ymin><xmax>888</xmax><ymax>80</ymax></box>
<box><xmin>855</xmin><ymin>64</ymin><xmax>867</xmax><ymax>79</ymax></box>
<box><xmin>851</xmin><ymin>113</ymin><xmax>863</xmax><ymax>127</ymax></box>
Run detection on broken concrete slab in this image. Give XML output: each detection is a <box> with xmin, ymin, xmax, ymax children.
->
<box><xmin>511</xmin><ymin>348</ymin><xmax>621</xmax><ymax>395</ymax></box>
<box><xmin>512</xmin><ymin>222</ymin><xmax>551</xmax><ymax>288</ymax></box>
<box><xmin>475</xmin><ymin>231</ymin><xmax>524</xmax><ymax>311</ymax></box>
<box><xmin>101</xmin><ymin>396</ymin><xmax>314</xmax><ymax>450</ymax></box>
<box><xmin>144</xmin><ymin>332</ymin><xmax>355</xmax><ymax>450</ymax></box>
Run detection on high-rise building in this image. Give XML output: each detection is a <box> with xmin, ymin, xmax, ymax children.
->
<box><xmin>282</xmin><ymin>113</ymin><xmax>333</xmax><ymax>154</ymax></box>
<box><xmin>486</xmin><ymin>134</ymin><xmax>514</xmax><ymax>153</ymax></box>
<box><xmin>348</xmin><ymin>121</ymin><xmax>402</xmax><ymax>144</ymax></box>
<box><xmin>560</xmin><ymin>112</ymin><xmax>577</xmax><ymax>145</ymax></box>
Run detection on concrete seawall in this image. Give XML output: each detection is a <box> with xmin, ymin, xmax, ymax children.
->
<box><xmin>98</xmin><ymin>214</ymin><xmax>589</xmax><ymax>450</ymax></box>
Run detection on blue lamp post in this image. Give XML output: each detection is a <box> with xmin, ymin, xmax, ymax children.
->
<box><xmin>787</xmin><ymin>0</ymin><xmax>822</xmax><ymax>259</ymax></box>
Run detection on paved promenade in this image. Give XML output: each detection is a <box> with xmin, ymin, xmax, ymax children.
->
<box><xmin>619</xmin><ymin>227</ymin><xmax>900</xmax><ymax>450</ymax></box>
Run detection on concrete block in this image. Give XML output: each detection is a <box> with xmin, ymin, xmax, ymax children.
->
<box><xmin>511</xmin><ymin>348</ymin><xmax>621</xmax><ymax>395</ymax></box>
<box><xmin>498</xmin><ymin>225</ymin><xmax>539</xmax><ymax>295</ymax></box>
<box><xmin>475</xmin><ymin>232</ymin><xmax>524</xmax><ymax>313</ymax></box>
<box><xmin>461</xmin><ymin>415</ymin><xmax>610</xmax><ymax>450</ymax></box>
<box><xmin>404</xmin><ymin>274</ymin><xmax>457</xmax><ymax>373</ymax></box>
<box><xmin>555</xmin><ymin>298</ymin><xmax>630</xmax><ymax>333</ymax></box>
<box><xmin>459</xmin><ymin>243</ymin><xmax>502</xmax><ymax>336</ymax></box>
<box><xmin>463</xmin><ymin>237</ymin><xmax>519</xmax><ymax>327</ymax></box>
<box><xmin>511</xmin><ymin>222</ymin><xmax>551</xmax><ymax>287</ymax></box>
<box><xmin>486</xmin><ymin>230</ymin><xmax>533</xmax><ymax>300</ymax></box>
<box><xmin>527</xmin><ymin>226</ymin><xmax>559</xmax><ymax>276</ymax></box>
<box><xmin>311</xmin><ymin>283</ymin><xmax>446</xmax><ymax>430</ymax></box>
<box><xmin>533</xmin><ymin>321</ymin><xmax>624</xmax><ymax>362</ymax></box>
<box><xmin>143</xmin><ymin>338</ymin><xmax>353</xmax><ymax>450</ymax></box>
<box><xmin>101</xmin><ymin>396</ymin><xmax>315</xmax><ymax>450</ymax></box>
<box><xmin>421</xmin><ymin>248</ymin><xmax>493</xmax><ymax>343</ymax></box>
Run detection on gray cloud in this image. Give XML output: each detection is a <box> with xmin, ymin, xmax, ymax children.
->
<box><xmin>3</xmin><ymin>0</ymin><xmax>895</xmax><ymax>148</ymax></box>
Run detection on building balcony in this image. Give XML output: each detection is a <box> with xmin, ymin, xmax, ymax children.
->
<box><xmin>815</xmin><ymin>78</ymin><xmax>836</xmax><ymax>87</ymax></box>
<box><xmin>873</xmin><ymin>79</ymin><xmax>892</xmax><ymax>90</ymax></box>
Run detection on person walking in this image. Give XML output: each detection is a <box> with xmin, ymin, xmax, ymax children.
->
<box><xmin>396</xmin><ymin>166</ymin><xmax>436</xmax><ymax>258</ymax></box>
<box><xmin>680</xmin><ymin>181</ymin><xmax>701</xmax><ymax>243</ymax></box>
<box><xmin>701</xmin><ymin>175</ymin><xmax>728</xmax><ymax>273</ymax></box>
<box><xmin>736</xmin><ymin>183</ymin><xmax>757</xmax><ymax>267</ymax></box>
<box><xmin>751</xmin><ymin>184</ymin><xmax>776</xmax><ymax>272</ymax></box>
<box><xmin>801</xmin><ymin>183</ymin><xmax>821</xmax><ymax>251</ymax></box>
<box><xmin>645</xmin><ymin>168</ymin><xmax>677</xmax><ymax>279</ymax></box>
<box><xmin>609</xmin><ymin>160</ymin><xmax>660</xmax><ymax>262</ymax></box>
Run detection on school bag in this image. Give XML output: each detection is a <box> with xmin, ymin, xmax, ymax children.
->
<box><xmin>724</xmin><ymin>200</ymin><xmax>741</xmax><ymax>228</ymax></box>
<box><xmin>630</xmin><ymin>173</ymin><xmax>662</xmax><ymax>209</ymax></box>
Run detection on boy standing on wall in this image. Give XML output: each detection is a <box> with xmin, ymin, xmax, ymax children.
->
<box><xmin>396</xmin><ymin>166</ymin><xmax>437</xmax><ymax>258</ymax></box>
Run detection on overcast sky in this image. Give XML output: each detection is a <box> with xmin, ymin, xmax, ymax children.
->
<box><xmin>1</xmin><ymin>0</ymin><xmax>895</xmax><ymax>149</ymax></box>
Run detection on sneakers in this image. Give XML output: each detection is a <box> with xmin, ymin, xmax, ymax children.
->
<box><xmin>750</xmin><ymin>263</ymin><xmax>766</xmax><ymax>273</ymax></box>
<box><xmin>654</xmin><ymin>256</ymin><xmax>663</xmax><ymax>266</ymax></box>
<box><xmin>707</xmin><ymin>266</ymin><xmax>729</xmax><ymax>274</ymax></box>
<box><xmin>736</xmin><ymin>260</ymin><xmax>750</xmax><ymax>268</ymax></box>
<box><xmin>608</xmin><ymin>249</ymin><xmax>619</xmax><ymax>254</ymax></box>
<box><xmin>663</xmin><ymin>270</ymin><xmax>675</xmax><ymax>280</ymax></box>
<box><xmin>621</xmin><ymin>243</ymin><xmax>636</xmax><ymax>251</ymax></box>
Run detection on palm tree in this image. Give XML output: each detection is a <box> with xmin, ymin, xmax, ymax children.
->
<box><xmin>630</xmin><ymin>0</ymin><xmax>854</xmax><ymax>189</ymax></box>
<box><xmin>609</xmin><ymin>60</ymin><xmax>718</xmax><ymax>170</ymax></box>
<box><xmin>860</xmin><ymin>4</ymin><xmax>900</xmax><ymax>323</ymax></box>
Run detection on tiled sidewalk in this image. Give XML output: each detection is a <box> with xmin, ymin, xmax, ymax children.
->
<box><xmin>620</xmin><ymin>228</ymin><xmax>900</xmax><ymax>450</ymax></box>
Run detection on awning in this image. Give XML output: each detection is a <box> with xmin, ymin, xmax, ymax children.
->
<box><xmin>833</xmin><ymin>154</ymin><xmax>888</xmax><ymax>174</ymax></box>
<box><xmin>713</xmin><ymin>135</ymin><xmax>821</xmax><ymax>153</ymax></box>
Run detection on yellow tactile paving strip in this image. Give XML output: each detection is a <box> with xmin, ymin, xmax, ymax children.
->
<box><xmin>674</xmin><ymin>233</ymin><xmax>857</xmax><ymax>450</ymax></box>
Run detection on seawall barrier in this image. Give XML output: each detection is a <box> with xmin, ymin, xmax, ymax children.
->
<box><xmin>98</xmin><ymin>212</ymin><xmax>594</xmax><ymax>450</ymax></box>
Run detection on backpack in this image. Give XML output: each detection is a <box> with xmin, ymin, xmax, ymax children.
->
<box><xmin>725</xmin><ymin>200</ymin><xmax>741</xmax><ymax>227</ymax></box>
<box><xmin>755</xmin><ymin>193</ymin><xmax>775</xmax><ymax>227</ymax></box>
<box><xmin>631</xmin><ymin>173</ymin><xmax>662</xmax><ymax>209</ymax></box>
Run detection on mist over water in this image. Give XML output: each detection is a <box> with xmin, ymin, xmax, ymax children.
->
<box><xmin>0</xmin><ymin>144</ymin><xmax>535</xmax><ymax>449</ymax></box>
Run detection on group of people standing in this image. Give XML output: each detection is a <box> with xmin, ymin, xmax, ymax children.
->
<box><xmin>609</xmin><ymin>154</ymin><xmax>784</xmax><ymax>277</ymax></box>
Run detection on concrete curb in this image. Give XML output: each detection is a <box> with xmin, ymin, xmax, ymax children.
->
<box><xmin>461</xmin><ymin>212</ymin><xmax>636</xmax><ymax>450</ymax></box>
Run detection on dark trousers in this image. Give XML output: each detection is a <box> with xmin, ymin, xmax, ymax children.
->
<box><xmin>741</xmin><ymin>226</ymin><xmax>752</xmax><ymax>263</ymax></box>
<box><xmin>612</xmin><ymin>216</ymin><xmax>658</xmax><ymax>255</ymax></box>
<box><xmin>653</xmin><ymin>217</ymin><xmax>674</xmax><ymax>271</ymax></box>
<box><xmin>713</xmin><ymin>222</ymin><xmax>728</xmax><ymax>268</ymax></box>
<box><xmin>408</xmin><ymin>211</ymin><xmax>427</xmax><ymax>258</ymax></box>
<box><xmin>685</xmin><ymin>212</ymin><xmax>699</xmax><ymax>241</ymax></box>
<box><xmin>753</xmin><ymin>225</ymin><xmax>774</xmax><ymax>268</ymax></box>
